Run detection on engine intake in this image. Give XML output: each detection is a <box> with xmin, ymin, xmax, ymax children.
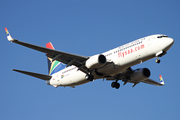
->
<box><xmin>130</xmin><ymin>68</ymin><xmax>151</xmax><ymax>82</ymax></box>
<box><xmin>85</xmin><ymin>54</ymin><xmax>106</xmax><ymax>69</ymax></box>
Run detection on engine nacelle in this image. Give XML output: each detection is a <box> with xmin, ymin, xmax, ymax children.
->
<box><xmin>130</xmin><ymin>68</ymin><xmax>151</xmax><ymax>82</ymax></box>
<box><xmin>85</xmin><ymin>54</ymin><xmax>106</xmax><ymax>69</ymax></box>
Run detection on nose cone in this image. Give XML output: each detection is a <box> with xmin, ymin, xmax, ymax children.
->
<box><xmin>164</xmin><ymin>38</ymin><xmax>174</xmax><ymax>51</ymax></box>
<box><xmin>168</xmin><ymin>38</ymin><xmax>174</xmax><ymax>45</ymax></box>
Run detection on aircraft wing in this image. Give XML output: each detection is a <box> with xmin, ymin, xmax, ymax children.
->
<box><xmin>141</xmin><ymin>78</ymin><xmax>165</xmax><ymax>86</ymax></box>
<box><xmin>106</xmin><ymin>67</ymin><xmax>165</xmax><ymax>87</ymax></box>
<box><xmin>5</xmin><ymin>28</ymin><xmax>89</xmax><ymax>73</ymax></box>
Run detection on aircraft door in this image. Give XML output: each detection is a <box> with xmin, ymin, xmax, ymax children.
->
<box><xmin>145</xmin><ymin>37</ymin><xmax>160</xmax><ymax>56</ymax></box>
<box><xmin>147</xmin><ymin>37</ymin><xmax>152</xmax><ymax>47</ymax></box>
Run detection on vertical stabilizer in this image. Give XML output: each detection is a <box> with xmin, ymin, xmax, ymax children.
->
<box><xmin>46</xmin><ymin>42</ymin><xmax>66</xmax><ymax>75</ymax></box>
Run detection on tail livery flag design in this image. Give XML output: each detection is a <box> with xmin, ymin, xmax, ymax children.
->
<box><xmin>159</xmin><ymin>75</ymin><xmax>165</xmax><ymax>85</ymax></box>
<box><xmin>46</xmin><ymin>42</ymin><xmax>66</xmax><ymax>75</ymax></box>
<box><xmin>5</xmin><ymin>27</ymin><xmax>14</xmax><ymax>41</ymax></box>
<box><xmin>5</xmin><ymin>27</ymin><xmax>9</xmax><ymax>35</ymax></box>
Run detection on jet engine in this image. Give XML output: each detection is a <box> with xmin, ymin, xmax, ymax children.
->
<box><xmin>130</xmin><ymin>68</ymin><xmax>151</xmax><ymax>82</ymax></box>
<box><xmin>85</xmin><ymin>54</ymin><xmax>106</xmax><ymax>69</ymax></box>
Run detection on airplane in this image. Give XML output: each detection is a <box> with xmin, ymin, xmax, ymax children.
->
<box><xmin>5</xmin><ymin>27</ymin><xmax>174</xmax><ymax>89</ymax></box>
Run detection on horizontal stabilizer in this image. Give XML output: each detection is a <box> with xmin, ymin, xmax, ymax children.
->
<box><xmin>12</xmin><ymin>69</ymin><xmax>52</xmax><ymax>80</ymax></box>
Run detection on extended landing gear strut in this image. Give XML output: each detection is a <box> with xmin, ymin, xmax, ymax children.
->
<box><xmin>155</xmin><ymin>51</ymin><xmax>167</xmax><ymax>64</ymax></box>
<box><xmin>111</xmin><ymin>81</ymin><xmax>120</xmax><ymax>89</ymax></box>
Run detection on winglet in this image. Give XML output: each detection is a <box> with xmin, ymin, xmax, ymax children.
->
<box><xmin>5</xmin><ymin>27</ymin><xmax>14</xmax><ymax>42</ymax></box>
<box><xmin>159</xmin><ymin>75</ymin><xmax>165</xmax><ymax>85</ymax></box>
<box><xmin>46</xmin><ymin>42</ymin><xmax>55</xmax><ymax>50</ymax></box>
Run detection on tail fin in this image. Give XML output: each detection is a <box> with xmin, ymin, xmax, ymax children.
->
<box><xmin>46</xmin><ymin>42</ymin><xmax>66</xmax><ymax>75</ymax></box>
<box><xmin>159</xmin><ymin>75</ymin><xmax>165</xmax><ymax>85</ymax></box>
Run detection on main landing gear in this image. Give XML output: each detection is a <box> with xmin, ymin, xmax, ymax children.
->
<box><xmin>85</xmin><ymin>74</ymin><xmax>94</xmax><ymax>81</ymax></box>
<box><xmin>111</xmin><ymin>81</ymin><xmax>120</xmax><ymax>89</ymax></box>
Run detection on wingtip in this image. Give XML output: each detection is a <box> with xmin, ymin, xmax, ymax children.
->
<box><xmin>159</xmin><ymin>75</ymin><xmax>165</xmax><ymax>85</ymax></box>
<box><xmin>46</xmin><ymin>42</ymin><xmax>55</xmax><ymax>49</ymax></box>
<box><xmin>5</xmin><ymin>27</ymin><xmax>8</xmax><ymax>32</ymax></box>
<box><xmin>5</xmin><ymin>27</ymin><xmax>14</xmax><ymax>42</ymax></box>
<box><xmin>12</xmin><ymin>69</ymin><xmax>17</xmax><ymax>72</ymax></box>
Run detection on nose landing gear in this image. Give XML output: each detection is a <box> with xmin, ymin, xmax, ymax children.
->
<box><xmin>155</xmin><ymin>51</ymin><xmax>167</xmax><ymax>64</ymax></box>
<box><xmin>156</xmin><ymin>57</ymin><xmax>161</xmax><ymax>64</ymax></box>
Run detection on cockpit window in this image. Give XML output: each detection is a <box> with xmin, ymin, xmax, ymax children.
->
<box><xmin>157</xmin><ymin>35</ymin><xmax>168</xmax><ymax>38</ymax></box>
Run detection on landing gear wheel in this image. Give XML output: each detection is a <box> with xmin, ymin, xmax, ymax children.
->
<box><xmin>156</xmin><ymin>59</ymin><xmax>160</xmax><ymax>64</ymax></box>
<box><xmin>85</xmin><ymin>74</ymin><xmax>94</xmax><ymax>81</ymax></box>
<box><xmin>115</xmin><ymin>83</ymin><xmax>120</xmax><ymax>89</ymax></box>
<box><xmin>111</xmin><ymin>82</ymin><xmax>120</xmax><ymax>89</ymax></box>
<box><xmin>111</xmin><ymin>82</ymin><xmax>116</xmax><ymax>88</ymax></box>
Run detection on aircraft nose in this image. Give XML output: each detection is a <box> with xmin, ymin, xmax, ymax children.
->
<box><xmin>167</xmin><ymin>38</ymin><xmax>174</xmax><ymax>47</ymax></box>
<box><xmin>164</xmin><ymin>38</ymin><xmax>174</xmax><ymax>51</ymax></box>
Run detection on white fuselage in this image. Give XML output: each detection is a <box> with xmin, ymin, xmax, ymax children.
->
<box><xmin>49</xmin><ymin>34</ymin><xmax>174</xmax><ymax>88</ymax></box>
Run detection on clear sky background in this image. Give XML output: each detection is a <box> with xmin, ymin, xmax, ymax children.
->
<box><xmin>1</xmin><ymin>0</ymin><xmax>180</xmax><ymax>120</ymax></box>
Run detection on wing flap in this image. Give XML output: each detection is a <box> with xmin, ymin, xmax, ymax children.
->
<box><xmin>12</xmin><ymin>69</ymin><xmax>52</xmax><ymax>80</ymax></box>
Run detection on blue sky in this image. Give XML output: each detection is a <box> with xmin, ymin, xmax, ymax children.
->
<box><xmin>1</xmin><ymin>0</ymin><xmax>180</xmax><ymax>120</ymax></box>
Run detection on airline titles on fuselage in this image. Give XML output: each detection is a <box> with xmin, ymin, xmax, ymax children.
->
<box><xmin>104</xmin><ymin>37</ymin><xmax>146</xmax><ymax>58</ymax></box>
<box><xmin>60</xmin><ymin>37</ymin><xmax>147</xmax><ymax>79</ymax></box>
